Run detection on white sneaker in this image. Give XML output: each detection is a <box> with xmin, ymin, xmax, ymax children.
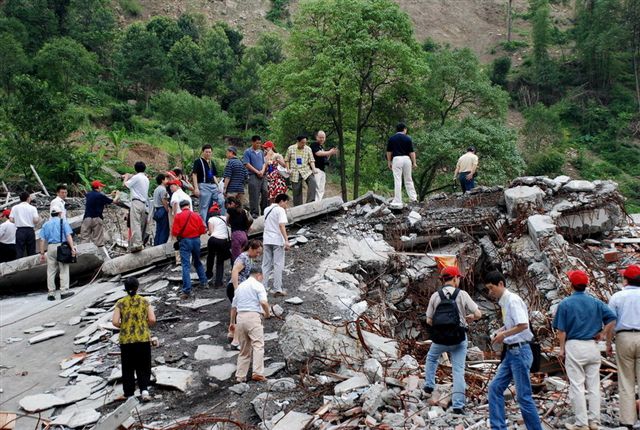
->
<box><xmin>141</xmin><ymin>390</ymin><xmax>151</xmax><ymax>402</ymax></box>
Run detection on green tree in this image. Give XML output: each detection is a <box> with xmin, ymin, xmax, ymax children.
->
<box><xmin>2</xmin><ymin>0</ymin><xmax>59</xmax><ymax>52</ymax></box>
<box><xmin>64</xmin><ymin>0</ymin><xmax>115</xmax><ymax>56</ymax></box>
<box><xmin>177</xmin><ymin>13</ymin><xmax>205</xmax><ymax>42</ymax></box>
<box><xmin>530</xmin><ymin>0</ymin><xmax>558</xmax><ymax>91</ymax></box>
<box><xmin>151</xmin><ymin>90</ymin><xmax>232</xmax><ymax>163</ymax></box>
<box><xmin>115</xmin><ymin>23</ymin><xmax>171</xmax><ymax>107</ymax></box>
<box><xmin>146</xmin><ymin>16</ymin><xmax>183</xmax><ymax>52</ymax></box>
<box><xmin>200</xmin><ymin>25</ymin><xmax>237</xmax><ymax>103</ymax></box>
<box><xmin>265</xmin><ymin>0</ymin><xmax>425</xmax><ymax>199</ymax></box>
<box><xmin>0</xmin><ymin>17</ymin><xmax>29</xmax><ymax>47</ymax></box>
<box><xmin>168</xmin><ymin>36</ymin><xmax>206</xmax><ymax>95</ymax></box>
<box><xmin>0</xmin><ymin>33</ymin><xmax>30</xmax><ymax>94</ymax></box>
<box><xmin>34</xmin><ymin>36</ymin><xmax>99</xmax><ymax>93</ymax></box>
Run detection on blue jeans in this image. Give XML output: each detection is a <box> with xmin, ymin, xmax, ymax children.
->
<box><xmin>179</xmin><ymin>237</ymin><xmax>207</xmax><ymax>295</ymax></box>
<box><xmin>459</xmin><ymin>172</ymin><xmax>475</xmax><ymax>193</ymax></box>
<box><xmin>488</xmin><ymin>344</ymin><xmax>542</xmax><ymax>430</ymax></box>
<box><xmin>153</xmin><ymin>207</ymin><xmax>169</xmax><ymax>245</ymax></box>
<box><xmin>424</xmin><ymin>339</ymin><xmax>468</xmax><ymax>409</ymax></box>
<box><xmin>198</xmin><ymin>183</ymin><xmax>225</xmax><ymax>225</ymax></box>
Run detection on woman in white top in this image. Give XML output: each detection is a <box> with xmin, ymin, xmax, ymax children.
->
<box><xmin>206</xmin><ymin>202</ymin><xmax>231</xmax><ymax>288</ymax></box>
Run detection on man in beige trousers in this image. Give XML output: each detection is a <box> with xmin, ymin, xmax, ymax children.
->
<box><xmin>230</xmin><ymin>266</ymin><xmax>270</xmax><ymax>382</ymax></box>
<box><xmin>607</xmin><ymin>265</ymin><xmax>640</xmax><ymax>430</ymax></box>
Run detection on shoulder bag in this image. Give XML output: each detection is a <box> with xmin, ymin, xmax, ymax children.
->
<box><xmin>56</xmin><ymin>219</ymin><xmax>76</xmax><ymax>263</ymax></box>
<box><xmin>173</xmin><ymin>212</ymin><xmax>192</xmax><ymax>251</ymax></box>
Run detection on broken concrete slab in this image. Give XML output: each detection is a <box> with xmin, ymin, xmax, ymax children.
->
<box><xmin>563</xmin><ymin>180</ymin><xmax>595</xmax><ymax>193</ymax></box>
<box><xmin>152</xmin><ymin>366</ymin><xmax>194</xmax><ymax>392</ymax></box>
<box><xmin>527</xmin><ymin>214</ymin><xmax>556</xmax><ymax>248</ymax></box>
<box><xmin>93</xmin><ymin>397</ymin><xmax>139</xmax><ymax>430</ymax></box>
<box><xmin>28</xmin><ymin>329</ymin><xmax>65</xmax><ymax>344</ymax></box>
<box><xmin>263</xmin><ymin>362</ymin><xmax>286</xmax><ymax>378</ymax></box>
<box><xmin>271</xmin><ymin>411</ymin><xmax>314</xmax><ymax>430</ymax></box>
<box><xmin>23</xmin><ymin>326</ymin><xmax>45</xmax><ymax>334</ymax></box>
<box><xmin>51</xmin><ymin>408</ymin><xmax>101</xmax><ymax>428</ymax></box>
<box><xmin>19</xmin><ymin>393</ymin><xmax>65</xmax><ymax>412</ymax></box>
<box><xmin>284</xmin><ymin>296</ymin><xmax>303</xmax><ymax>305</ymax></box>
<box><xmin>229</xmin><ymin>382</ymin><xmax>250</xmax><ymax>395</ymax></box>
<box><xmin>334</xmin><ymin>373</ymin><xmax>370</xmax><ymax>395</ymax></box>
<box><xmin>68</xmin><ymin>316</ymin><xmax>82</xmax><ymax>326</ymax></box>
<box><xmin>557</xmin><ymin>205</ymin><xmax>624</xmax><ymax>238</ymax></box>
<box><xmin>196</xmin><ymin>321</ymin><xmax>220</xmax><ymax>333</ymax></box>
<box><xmin>145</xmin><ymin>280</ymin><xmax>169</xmax><ymax>293</ymax></box>
<box><xmin>504</xmin><ymin>186</ymin><xmax>545</xmax><ymax>217</ymax></box>
<box><xmin>194</xmin><ymin>345</ymin><xmax>239</xmax><ymax>361</ymax></box>
<box><xmin>60</xmin><ymin>353</ymin><xmax>86</xmax><ymax>370</ymax></box>
<box><xmin>177</xmin><ymin>298</ymin><xmax>224</xmax><ymax>310</ymax></box>
<box><xmin>207</xmin><ymin>363</ymin><xmax>237</xmax><ymax>381</ymax></box>
<box><xmin>55</xmin><ymin>383</ymin><xmax>92</xmax><ymax>404</ymax></box>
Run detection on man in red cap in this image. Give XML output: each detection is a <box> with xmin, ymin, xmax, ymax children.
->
<box><xmin>553</xmin><ymin>270</ymin><xmax>616</xmax><ymax>430</ymax></box>
<box><xmin>81</xmin><ymin>180</ymin><xmax>119</xmax><ymax>253</ymax></box>
<box><xmin>423</xmin><ymin>265</ymin><xmax>481</xmax><ymax>415</ymax></box>
<box><xmin>0</xmin><ymin>208</ymin><xmax>17</xmax><ymax>263</ymax></box>
<box><xmin>607</xmin><ymin>264</ymin><xmax>640</xmax><ymax>429</ymax></box>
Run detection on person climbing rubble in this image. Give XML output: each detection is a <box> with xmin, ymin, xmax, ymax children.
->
<box><xmin>552</xmin><ymin>270</ymin><xmax>616</xmax><ymax>430</ymax></box>
<box><xmin>423</xmin><ymin>265</ymin><xmax>481</xmax><ymax>415</ymax></box>
<box><xmin>171</xmin><ymin>200</ymin><xmax>207</xmax><ymax>300</ymax></box>
<box><xmin>81</xmin><ymin>180</ymin><xmax>119</xmax><ymax>253</ymax></box>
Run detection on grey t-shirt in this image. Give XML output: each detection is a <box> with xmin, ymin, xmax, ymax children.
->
<box><xmin>153</xmin><ymin>185</ymin><xmax>167</xmax><ymax>208</ymax></box>
<box><xmin>426</xmin><ymin>286</ymin><xmax>479</xmax><ymax>327</ymax></box>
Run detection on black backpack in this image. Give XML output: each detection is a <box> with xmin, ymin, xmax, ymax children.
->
<box><xmin>430</xmin><ymin>288</ymin><xmax>466</xmax><ymax>345</ymax></box>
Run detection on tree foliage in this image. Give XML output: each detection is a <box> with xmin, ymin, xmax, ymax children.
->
<box><xmin>34</xmin><ymin>37</ymin><xmax>99</xmax><ymax>93</ymax></box>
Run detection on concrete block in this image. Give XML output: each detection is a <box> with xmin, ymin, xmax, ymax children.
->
<box><xmin>563</xmin><ymin>180</ymin><xmax>595</xmax><ymax>193</ymax></box>
<box><xmin>152</xmin><ymin>366</ymin><xmax>194</xmax><ymax>392</ymax></box>
<box><xmin>527</xmin><ymin>215</ymin><xmax>556</xmax><ymax>248</ymax></box>
<box><xmin>334</xmin><ymin>373</ymin><xmax>370</xmax><ymax>395</ymax></box>
<box><xmin>504</xmin><ymin>186</ymin><xmax>544</xmax><ymax>217</ymax></box>
<box><xmin>271</xmin><ymin>411</ymin><xmax>314</xmax><ymax>430</ymax></box>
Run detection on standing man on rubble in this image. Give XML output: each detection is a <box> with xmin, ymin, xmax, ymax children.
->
<box><xmin>192</xmin><ymin>144</ymin><xmax>223</xmax><ymax>225</ymax></box>
<box><xmin>9</xmin><ymin>192</ymin><xmax>40</xmax><ymax>259</ymax></box>
<box><xmin>123</xmin><ymin>162</ymin><xmax>149</xmax><ymax>253</ymax></box>
<box><xmin>485</xmin><ymin>271</ymin><xmax>543</xmax><ymax>430</ymax></box>
<box><xmin>223</xmin><ymin>146</ymin><xmax>248</xmax><ymax>205</ymax></box>
<box><xmin>386</xmin><ymin>123</ymin><xmax>418</xmax><ymax>207</ymax></box>
<box><xmin>51</xmin><ymin>184</ymin><xmax>68</xmax><ymax>219</ymax></box>
<box><xmin>40</xmin><ymin>201</ymin><xmax>76</xmax><ymax>300</ymax></box>
<box><xmin>606</xmin><ymin>265</ymin><xmax>640</xmax><ymax>430</ymax></box>
<box><xmin>553</xmin><ymin>270</ymin><xmax>616</xmax><ymax>430</ymax></box>
<box><xmin>81</xmin><ymin>180</ymin><xmax>119</xmax><ymax>253</ymax></box>
<box><xmin>423</xmin><ymin>266</ymin><xmax>481</xmax><ymax>415</ymax></box>
<box><xmin>171</xmin><ymin>200</ymin><xmax>207</xmax><ymax>300</ymax></box>
<box><xmin>0</xmin><ymin>209</ymin><xmax>16</xmax><ymax>263</ymax></box>
<box><xmin>285</xmin><ymin>135</ymin><xmax>318</xmax><ymax>206</ymax></box>
<box><xmin>243</xmin><ymin>135</ymin><xmax>268</xmax><ymax>219</ymax></box>
<box><xmin>152</xmin><ymin>174</ymin><xmax>170</xmax><ymax>245</ymax></box>
<box><xmin>454</xmin><ymin>147</ymin><xmax>479</xmax><ymax>193</ymax></box>
<box><xmin>261</xmin><ymin>193</ymin><xmax>290</xmax><ymax>297</ymax></box>
<box><xmin>311</xmin><ymin>130</ymin><xmax>337</xmax><ymax>201</ymax></box>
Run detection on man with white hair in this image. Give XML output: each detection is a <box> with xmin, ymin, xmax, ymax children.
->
<box><xmin>311</xmin><ymin>130</ymin><xmax>338</xmax><ymax>201</ymax></box>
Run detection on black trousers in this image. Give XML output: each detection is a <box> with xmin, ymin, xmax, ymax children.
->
<box><xmin>206</xmin><ymin>236</ymin><xmax>230</xmax><ymax>287</ymax></box>
<box><xmin>0</xmin><ymin>243</ymin><xmax>16</xmax><ymax>263</ymax></box>
<box><xmin>15</xmin><ymin>227</ymin><xmax>36</xmax><ymax>259</ymax></box>
<box><xmin>120</xmin><ymin>341</ymin><xmax>151</xmax><ymax>397</ymax></box>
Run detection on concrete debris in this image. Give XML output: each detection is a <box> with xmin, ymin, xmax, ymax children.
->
<box><xmin>272</xmin><ymin>304</ymin><xmax>284</xmax><ymax>317</ymax></box>
<box><xmin>284</xmin><ymin>296</ymin><xmax>303</xmax><ymax>305</ymax></box>
<box><xmin>28</xmin><ymin>329</ymin><xmax>65</xmax><ymax>344</ymax></box>
<box><xmin>177</xmin><ymin>298</ymin><xmax>224</xmax><ymax>309</ymax></box>
<box><xmin>197</xmin><ymin>320</ymin><xmax>220</xmax><ymax>333</ymax></box>
<box><xmin>270</xmin><ymin>411</ymin><xmax>314</xmax><ymax>430</ymax></box>
<box><xmin>229</xmin><ymin>382</ymin><xmax>250</xmax><ymax>395</ymax></box>
<box><xmin>19</xmin><ymin>393</ymin><xmax>66</xmax><ymax>412</ymax></box>
<box><xmin>152</xmin><ymin>366</ymin><xmax>194</xmax><ymax>392</ymax></box>
<box><xmin>504</xmin><ymin>185</ymin><xmax>545</xmax><ymax>217</ymax></box>
<box><xmin>263</xmin><ymin>362</ymin><xmax>286</xmax><ymax>378</ymax></box>
<box><xmin>334</xmin><ymin>373</ymin><xmax>370</xmax><ymax>395</ymax></box>
<box><xmin>23</xmin><ymin>326</ymin><xmax>45</xmax><ymax>334</ymax></box>
<box><xmin>207</xmin><ymin>363</ymin><xmax>237</xmax><ymax>381</ymax></box>
<box><xmin>51</xmin><ymin>408</ymin><xmax>101</xmax><ymax>428</ymax></box>
<box><xmin>194</xmin><ymin>344</ymin><xmax>239</xmax><ymax>361</ymax></box>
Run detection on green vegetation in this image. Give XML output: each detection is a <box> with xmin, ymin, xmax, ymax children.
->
<box><xmin>0</xmin><ymin>0</ymin><xmax>638</xmax><ymax>209</ymax></box>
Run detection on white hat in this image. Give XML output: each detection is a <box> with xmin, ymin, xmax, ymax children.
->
<box><xmin>50</xmin><ymin>200</ymin><xmax>65</xmax><ymax>215</ymax></box>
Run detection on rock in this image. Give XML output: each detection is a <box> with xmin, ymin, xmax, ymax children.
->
<box><xmin>19</xmin><ymin>393</ymin><xmax>65</xmax><ymax>412</ymax></box>
<box><xmin>263</xmin><ymin>362</ymin><xmax>286</xmax><ymax>378</ymax></box>
<box><xmin>527</xmin><ymin>214</ymin><xmax>556</xmax><ymax>248</ymax></box>
<box><xmin>207</xmin><ymin>363</ymin><xmax>237</xmax><ymax>381</ymax></box>
<box><xmin>271</xmin><ymin>411</ymin><xmax>314</xmax><ymax>430</ymax></box>
<box><xmin>68</xmin><ymin>316</ymin><xmax>82</xmax><ymax>326</ymax></box>
<box><xmin>177</xmin><ymin>298</ymin><xmax>224</xmax><ymax>310</ymax></box>
<box><xmin>334</xmin><ymin>373</ymin><xmax>370</xmax><ymax>395</ymax></box>
<box><xmin>272</xmin><ymin>304</ymin><xmax>284</xmax><ymax>317</ymax></box>
<box><xmin>278</xmin><ymin>314</ymin><xmax>398</xmax><ymax>370</ymax></box>
<box><xmin>284</xmin><ymin>296</ymin><xmax>303</xmax><ymax>305</ymax></box>
<box><xmin>408</xmin><ymin>211</ymin><xmax>422</xmax><ymax>226</ymax></box>
<box><xmin>363</xmin><ymin>358</ymin><xmax>383</xmax><ymax>383</ymax></box>
<box><xmin>52</xmin><ymin>409</ymin><xmax>101</xmax><ymax>428</ymax></box>
<box><xmin>388</xmin><ymin>355</ymin><xmax>419</xmax><ymax>378</ymax></box>
<box><xmin>545</xmin><ymin>376</ymin><xmax>568</xmax><ymax>391</ymax></box>
<box><xmin>228</xmin><ymin>382</ymin><xmax>250</xmax><ymax>395</ymax></box>
<box><xmin>466</xmin><ymin>346</ymin><xmax>484</xmax><ymax>361</ymax></box>
<box><xmin>152</xmin><ymin>366</ymin><xmax>194</xmax><ymax>392</ymax></box>
<box><xmin>43</xmin><ymin>322</ymin><xmax>57</xmax><ymax>328</ymax></box>
<box><xmin>553</xmin><ymin>175</ymin><xmax>571</xmax><ymax>185</ymax></box>
<box><xmin>196</xmin><ymin>321</ymin><xmax>220</xmax><ymax>333</ymax></box>
<box><xmin>28</xmin><ymin>330</ymin><xmax>65</xmax><ymax>344</ymax></box>
<box><xmin>296</xmin><ymin>236</ymin><xmax>308</xmax><ymax>244</ymax></box>
<box><xmin>23</xmin><ymin>326</ymin><xmax>45</xmax><ymax>334</ymax></box>
<box><xmin>252</xmin><ymin>392</ymin><xmax>283</xmax><ymax>421</ymax></box>
<box><xmin>269</xmin><ymin>377</ymin><xmax>296</xmax><ymax>392</ymax></box>
<box><xmin>194</xmin><ymin>345</ymin><xmax>239</xmax><ymax>361</ymax></box>
<box><xmin>504</xmin><ymin>186</ymin><xmax>544</xmax><ymax>217</ymax></box>
<box><xmin>563</xmin><ymin>180</ymin><xmax>595</xmax><ymax>193</ymax></box>
<box><xmin>362</xmin><ymin>383</ymin><xmax>385</xmax><ymax>415</ymax></box>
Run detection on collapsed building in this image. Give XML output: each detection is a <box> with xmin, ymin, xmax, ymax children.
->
<box><xmin>0</xmin><ymin>176</ymin><xmax>638</xmax><ymax>430</ymax></box>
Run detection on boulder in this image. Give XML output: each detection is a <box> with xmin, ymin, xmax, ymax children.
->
<box><xmin>504</xmin><ymin>186</ymin><xmax>545</xmax><ymax>217</ymax></box>
<box><xmin>563</xmin><ymin>180</ymin><xmax>595</xmax><ymax>193</ymax></box>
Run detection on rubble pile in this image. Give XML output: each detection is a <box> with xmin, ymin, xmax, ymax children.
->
<box><xmin>4</xmin><ymin>176</ymin><xmax>639</xmax><ymax>429</ymax></box>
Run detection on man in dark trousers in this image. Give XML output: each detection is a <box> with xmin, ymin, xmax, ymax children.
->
<box><xmin>0</xmin><ymin>209</ymin><xmax>17</xmax><ymax>263</ymax></box>
<box><xmin>243</xmin><ymin>135</ymin><xmax>268</xmax><ymax>218</ymax></box>
<box><xmin>192</xmin><ymin>144</ymin><xmax>223</xmax><ymax>225</ymax></box>
<box><xmin>386</xmin><ymin>123</ymin><xmax>418</xmax><ymax>207</ymax></box>
<box><xmin>171</xmin><ymin>200</ymin><xmax>207</xmax><ymax>300</ymax></box>
<box><xmin>81</xmin><ymin>180</ymin><xmax>119</xmax><ymax>253</ymax></box>
<box><xmin>9</xmin><ymin>192</ymin><xmax>40</xmax><ymax>259</ymax></box>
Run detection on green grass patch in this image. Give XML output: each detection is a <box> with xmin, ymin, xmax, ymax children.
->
<box><xmin>119</xmin><ymin>0</ymin><xmax>142</xmax><ymax>16</ymax></box>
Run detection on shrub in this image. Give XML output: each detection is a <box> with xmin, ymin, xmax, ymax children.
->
<box><xmin>526</xmin><ymin>148</ymin><xmax>565</xmax><ymax>176</ymax></box>
<box><xmin>119</xmin><ymin>0</ymin><xmax>142</xmax><ymax>17</ymax></box>
<box><xmin>490</xmin><ymin>56</ymin><xmax>511</xmax><ymax>87</ymax></box>
<box><xmin>110</xmin><ymin>103</ymin><xmax>134</xmax><ymax>131</ymax></box>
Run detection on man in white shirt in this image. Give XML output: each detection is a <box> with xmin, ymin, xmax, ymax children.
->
<box><xmin>485</xmin><ymin>271</ymin><xmax>542</xmax><ymax>430</ymax></box>
<box><xmin>123</xmin><ymin>161</ymin><xmax>150</xmax><ymax>253</ymax></box>
<box><xmin>50</xmin><ymin>184</ymin><xmax>68</xmax><ymax>219</ymax></box>
<box><xmin>453</xmin><ymin>146</ymin><xmax>479</xmax><ymax>193</ymax></box>
<box><xmin>9</xmin><ymin>192</ymin><xmax>40</xmax><ymax>258</ymax></box>
<box><xmin>169</xmin><ymin>180</ymin><xmax>193</xmax><ymax>215</ymax></box>
<box><xmin>0</xmin><ymin>209</ymin><xmax>17</xmax><ymax>263</ymax></box>
<box><xmin>261</xmin><ymin>193</ymin><xmax>290</xmax><ymax>297</ymax></box>
<box><xmin>230</xmin><ymin>267</ymin><xmax>270</xmax><ymax>383</ymax></box>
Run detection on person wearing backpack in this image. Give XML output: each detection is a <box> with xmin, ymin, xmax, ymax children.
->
<box><xmin>424</xmin><ymin>266</ymin><xmax>482</xmax><ymax>415</ymax></box>
<box><xmin>485</xmin><ymin>270</ymin><xmax>543</xmax><ymax>430</ymax></box>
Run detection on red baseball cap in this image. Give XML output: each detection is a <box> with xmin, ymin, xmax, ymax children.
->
<box><xmin>567</xmin><ymin>270</ymin><xmax>589</xmax><ymax>286</ymax></box>
<box><xmin>620</xmin><ymin>265</ymin><xmax>640</xmax><ymax>281</ymax></box>
<box><xmin>1</xmin><ymin>209</ymin><xmax>10</xmax><ymax>218</ymax></box>
<box><xmin>208</xmin><ymin>202</ymin><xmax>220</xmax><ymax>214</ymax></box>
<box><xmin>263</xmin><ymin>141</ymin><xmax>275</xmax><ymax>149</ymax></box>
<box><xmin>168</xmin><ymin>180</ymin><xmax>182</xmax><ymax>187</ymax></box>
<box><xmin>440</xmin><ymin>266</ymin><xmax>461</xmax><ymax>278</ymax></box>
<box><xmin>91</xmin><ymin>180</ymin><xmax>106</xmax><ymax>188</ymax></box>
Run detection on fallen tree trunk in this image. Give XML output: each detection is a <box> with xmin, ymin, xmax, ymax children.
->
<box><xmin>102</xmin><ymin>196</ymin><xmax>345</xmax><ymax>276</ymax></box>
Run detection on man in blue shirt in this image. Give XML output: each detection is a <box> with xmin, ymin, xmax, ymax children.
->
<box><xmin>553</xmin><ymin>270</ymin><xmax>616</xmax><ymax>430</ymax></box>
<box><xmin>486</xmin><ymin>271</ymin><xmax>542</xmax><ymax>430</ymax></box>
<box><xmin>243</xmin><ymin>135</ymin><xmax>268</xmax><ymax>219</ymax></box>
<box><xmin>224</xmin><ymin>146</ymin><xmax>248</xmax><ymax>205</ymax></box>
<box><xmin>81</xmin><ymin>180</ymin><xmax>119</xmax><ymax>250</ymax></box>
<box><xmin>40</xmin><ymin>202</ymin><xmax>76</xmax><ymax>300</ymax></box>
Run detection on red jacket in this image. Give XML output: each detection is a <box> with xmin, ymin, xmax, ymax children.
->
<box><xmin>171</xmin><ymin>209</ymin><xmax>206</xmax><ymax>239</ymax></box>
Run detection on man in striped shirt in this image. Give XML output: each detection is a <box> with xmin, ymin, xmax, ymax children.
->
<box><xmin>224</xmin><ymin>146</ymin><xmax>248</xmax><ymax>205</ymax></box>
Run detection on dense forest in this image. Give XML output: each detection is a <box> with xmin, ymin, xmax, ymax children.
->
<box><xmin>0</xmin><ymin>0</ymin><xmax>638</xmax><ymax>210</ymax></box>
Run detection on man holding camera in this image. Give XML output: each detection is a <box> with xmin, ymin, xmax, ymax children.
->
<box><xmin>40</xmin><ymin>201</ymin><xmax>76</xmax><ymax>301</ymax></box>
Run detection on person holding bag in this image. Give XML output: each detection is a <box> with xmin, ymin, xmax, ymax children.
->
<box><xmin>206</xmin><ymin>202</ymin><xmax>231</xmax><ymax>288</ymax></box>
<box><xmin>171</xmin><ymin>200</ymin><xmax>207</xmax><ymax>300</ymax></box>
<box><xmin>39</xmin><ymin>201</ymin><xmax>76</xmax><ymax>301</ymax></box>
